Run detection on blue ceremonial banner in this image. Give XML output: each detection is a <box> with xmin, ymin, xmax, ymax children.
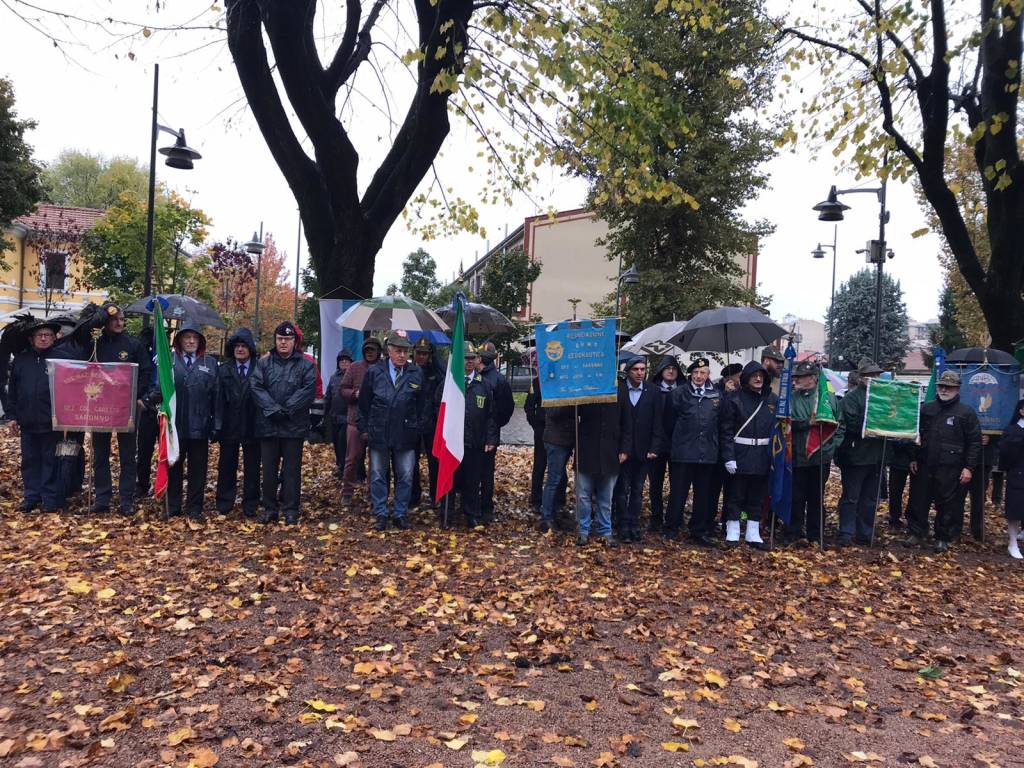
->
<box><xmin>536</xmin><ymin>319</ymin><xmax>619</xmax><ymax>406</ymax></box>
<box><xmin>771</xmin><ymin>342</ymin><xmax>796</xmax><ymax>526</ymax></box>
<box><xmin>959</xmin><ymin>364</ymin><xmax>1021</xmax><ymax>434</ymax></box>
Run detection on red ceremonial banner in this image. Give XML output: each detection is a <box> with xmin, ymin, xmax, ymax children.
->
<box><xmin>47</xmin><ymin>360</ymin><xmax>138</xmax><ymax>432</ymax></box>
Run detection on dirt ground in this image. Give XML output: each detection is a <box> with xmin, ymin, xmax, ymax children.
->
<box><xmin>0</xmin><ymin>438</ymin><xmax>1022</xmax><ymax>768</ymax></box>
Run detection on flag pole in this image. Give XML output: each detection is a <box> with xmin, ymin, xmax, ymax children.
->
<box><xmin>819</xmin><ymin>441</ymin><xmax>825</xmax><ymax>552</ymax></box>
<box><xmin>870</xmin><ymin>437</ymin><xmax>887</xmax><ymax>548</ymax></box>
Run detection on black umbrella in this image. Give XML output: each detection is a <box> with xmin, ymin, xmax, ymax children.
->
<box><xmin>435</xmin><ymin>302</ymin><xmax>516</xmax><ymax>336</ymax></box>
<box><xmin>125</xmin><ymin>294</ymin><xmax>226</xmax><ymax>329</ymax></box>
<box><xmin>667</xmin><ymin>306</ymin><xmax>787</xmax><ymax>353</ymax></box>
<box><xmin>945</xmin><ymin>347</ymin><xmax>1018</xmax><ymax>365</ymax></box>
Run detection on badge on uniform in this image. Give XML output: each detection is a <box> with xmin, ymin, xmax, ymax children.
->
<box><xmin>476</xmin><ymin>395</ymin><xmax>486</xmax><ymax>409</ymax></box>
<box><xmin>118</xmin><ymin>351</ymin><xmax>128</xmax><ymax>360</ymax></box>
<box><xmin>946</xmin><ymin>416</ymin><xmax>955</xmax><ymax>426</ymax></box>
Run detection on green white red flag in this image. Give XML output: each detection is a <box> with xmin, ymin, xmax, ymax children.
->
<box><xmin>807</xmin><ymin>367</ymin><xmax>839</xmax><ymax>457</ymax></box>
<box><xmin>152</xmin><ymin>300</ymin><xmax>179</xmax><ymax>499</ymax></box>
<box><xmin>432</xmin><ymin>295</ymin><xmax>465</xmax><ymax>502</ymax></box>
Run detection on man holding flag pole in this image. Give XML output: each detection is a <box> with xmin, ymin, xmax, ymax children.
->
<box><xmin>150</xmin><ymin>299</ymin><xmax>179</xmax><ymax>514</ymax></box>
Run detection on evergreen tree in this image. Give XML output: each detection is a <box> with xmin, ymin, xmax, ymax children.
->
<box><xmin>0</xmin><ymin>77</ymin><xmax>44</xmax><ymax>252</ymax></box>
<box><xmin>925</xmin><ymin>283</ymin><xmax>967</xmax><ymax>366</ymax></box>
<box><xmin>477</xmin><ymin>247</ymin><xmax>541</xmax><ymax>320</ymax></box>
<box><xmin>826</xmin><ymin>269</ymin><xmax>910</xmax><ymax>371</ymax></box>
<box><xmin>399</xmin><ymin>248</ymin><xmax>441</xmax><ymax>304</ymax></box>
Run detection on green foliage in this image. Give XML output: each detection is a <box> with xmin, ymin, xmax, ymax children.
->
<box><xmin>826</xmin><ymin>268</ymin><xmax>910</xmax><ymax>371</ymax></box>
<box><xmin>569</xmin><ymin>0</ymin><xmax>777</xmax><ymax>332</ymax></box>
<box><xmin>399</xmin><ymin>248</ymin><xmax>441</xmax><ymax>304</ymax></box>
<box><xmin>0</xmin><ymin>77</ymin><xmax>45</xmax><ymax>252</ymax></box>
<box><xmin>42</xmin><ymin>149</ymin><xmax>148</xmax><ymax>209</ymax></box>
<box><xmin>477</xmin><ymin>247</ymin><xmax>541</xmax><ymax>320</ymax></box>
<box><xmin>81</xmin><ymin>190</ymin><xmax>212</xmax><ymax>306</ymax></box>
<box><xmin>297</xmin><ymin>267</ymin><xmax>322</xmax><ymax>356</ymax></box>
<box><xmin>925</xmin><ymin>282</ymin><xmax>967</xmax><ymax>367</ymax></box>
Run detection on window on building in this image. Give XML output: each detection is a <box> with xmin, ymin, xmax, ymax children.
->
<box><xmin>41</xmin><ymin>250</ymin><xmax>68</xmax><ymax>292</ymax></box>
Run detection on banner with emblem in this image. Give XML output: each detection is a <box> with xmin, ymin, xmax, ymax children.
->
<box><xmin>47</xmin><ymin>360</ymin><xmax>138</xmax><ymax>432</ymax></box>
<box><xmin>863</xmin><ymin>378</ymin><xmax>921</xmax><ymax>440</ymax></box>
<box><xmin>957</xmin><ymin>364</ymin><xmax>1021</xmax><ymax>434</ymax></box>
<box><xmin>536</xmin><ymin>319</ymin><xmax>618</xmax><ymax>406</ymax></box>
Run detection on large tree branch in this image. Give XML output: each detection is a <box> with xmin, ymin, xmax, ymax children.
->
<box><xmin>855</xmin><ymin>0</ymin><xmax>925</xmax><ymax>86</ymax></box>
<box><xmin>324</xmin><ymin>0</ymin><xmax>389</xmax><ymax>94</ymax></box>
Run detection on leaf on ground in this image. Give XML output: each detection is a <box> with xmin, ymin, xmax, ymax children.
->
<box><xmin>471</xmin><ymin>749</ymin><xmax>507</xmax><ymax>766</ymax></box>
<box><xmin>188</xmin><ymin>747</ymin><xmax>219</xmax><ymax>767</ymax></box>
<box><xmin>704</xmin><ymin>669</ymin><xmax>728</xmax><ymax>688</ymax></box>
<box><xmin>723</xmin><ymin>718</ymin><xmax>742</xmax><ymax>733</ymax></box>
<box><xmin>844</xmin><ymin>752</ymin><xmax>884</xmax><ymax>763</ymax></box>
<box><xmin>167</xmin><ymin>726</ymin><xmax>195</xmax><ymax>746</ymax></box>
<box><xmin>784</xmin><ymin>738</ymin><xmax>806</xmax><ymax>751</ymax></box>
<box><xmin>661</xmin><ymin>742</ymin><xmax>690</xmax><ymax>752</ymax></box>
<box><xmin>445</xmin><ymin>737</ymin><xmax>468</xmax><ymax>750</ymax></box>
<box><xmin>369</xmin><ymin>728</ymin><xmax>396</xmax><ymax>742</ymax></box>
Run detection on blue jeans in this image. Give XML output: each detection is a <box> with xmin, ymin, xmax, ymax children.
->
<box><xmin>541</xmin><ymin>443</ymin><xmax>572</xmax><ymax>522</ymax></box>
<box><xmin>577</xmin><ymin>472</ymin><xmax>617</xmax><ymax>537</ymax></box>
<box><xmin>370</xmin><ymin>447</ymin><xmax>415</xmax><ymax>520</ymax></box>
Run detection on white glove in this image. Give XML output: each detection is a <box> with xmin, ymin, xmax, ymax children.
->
<box><xmin>725</xmin><ymin>460</ymin><xmax>737</xmax><ymax>475</ymax></box>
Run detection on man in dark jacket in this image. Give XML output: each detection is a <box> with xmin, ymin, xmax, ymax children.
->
<box><xmin>436</xmin><ymin>342</ymin><xmax>498</xmax><ymax>527</ymax></box>
<box><xmin>251</xmin><ymin>321</ymin><xmax>318</xmax><ymax>525</ymax></box>
<box><xmin>324</xmin><ymin>348</ymin><xmax>353</xmax><ymax>478</ymax></box>
<box><xmin>8</xmin><ymin>320</ymin><xmax>65</xmax><ymax>512</ymax></box>
<box><xmin>614</xmin><ymin>355</ymin><xmax>657</xmax><ymax>542</ymax></box>
<box><xmin>720</xmin><ymin>360</ymin><xmax>778</xmax><ymax>548</ymax></box>
<box><xmin>710</xmin><ymin>362</ymin><xmax>743</xmax><ymax>530</ymax></box>
<box><xmin>340</xmin><ymin>337</ymin><xmax>382</xmax><ymax>503</ymax></box>
<box><xmin>358</xmin><ymin>334</ymin><xmax>425</xmax><ymax>531</ymax></box>
<box><xmin>166</xmin><ymin>322</ymin><xmax>217</xmax><ymax>521</ymax></box>
<box><xmin>575</xmin><ymin>401</ymin><xmax>629</xmax><ymax>546</ymax></box>
<box><xmin>647</xmin><ymin>356</ymin><xmax>681</xmax><ymax>533</ymax></box>
<box><xmin>477</xmin><ymin>341</ymin><xmax>514</xmax><ymax>522</ymax></box>
<box><xmin>88</xmin><ymin>303</ymin><xmax>152</xmax><ymax>515</ymax></box>
<box><xmin>411</xmin><ymin>337</ymin><xmax>442</xmax><ymax>508</ymax></box>
<box><xmin>654</xmin><ymin>357</ymin><xmax>722</xmax><ymax>546</ymax></box>
<box><xmin>907</xmin><ymin>370</ymin><xmax>982</xmax><ymax>552</ymax></box>
<box><xmin>787</xmin><ymin>361</ymin><xmax>844</xmax><ymax>545</ymax></box>
<box><xmin>539</xmin><ymin>401</ymin><xmax>575</xmax><ymax>533</ymax></box>
<box><xmin>835</xmin><ymin>359</ymin><xmax>886</xmax><ymax>546</ymax></box>
<box><xmin>214</xmin><ymin>328</ymin><xmax>260</xmax><ymax>518</ymax></box>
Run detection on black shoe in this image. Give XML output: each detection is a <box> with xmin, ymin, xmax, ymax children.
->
<box><xmin>835</xmin><ymin>537</ymin><xmax>854</xmax><ymax>548</ymax></box>
<box><xmin>374</xmin><ymin>517</ymin><xmax>388</xmax><ymax>531</ymax></box>
<box><xmin>903</xmin><ymin>535</ymin><xmax>925</xmax><ymax>547</ymax></box>
<box><xmin>120</xmin><ymin>506</ymin><xmax>137</xmax><ymax>518</ymax></box>
<box><xmin>41</xmin><ymin>506</ymin><xmax>63</xmax><ymax>514</ymax></box>
<box><xmin>259</xmin><ymin>511</ymin><xmax>279</xmax><ymax>525</ymax></box>
<box><xmin>648</xmin><ymin>520</ymin><xmax>663</xmax><ymax>534</ymax></box>
<box><xmin>393</xmin><ymin>517</ymin><xmax>410</xmax><ymax>531</ymax></box>
<box><xmin>663</xmin><ymin>528</ymin><xmax>682</xmax><ymax>542</ymax></box>
<box><xmin>464</xmin><ymin>517</ymin><xmax>479</xmax><ymax>529</ymax></box>
<box><xmin>187</xmin><ymin>511</ymin><xmax>205</xmax><ymax>524</ymax></box>
<box><xmin>935</xmin><ymin>540</ymin><xmax>950</xmax><ymax>553</ymax></box>
<box><xmin>167</xmin><ymin>508</ymin><xmax>184</xmax><ymax>518</ymax></box>
<box><xmin>17</xmin><ymin>500</ymin><xmax>39</xmax><ymax>513</ymax></box>
<box><xmin>576</xmin><ymin>534</ymin><xmax>589</xmax><ymax>546</ymax></box>
<box><xmin>724</xmin><ymin>539</ymin><xmax>740</xmax><ymax>549</ymax></box>
<box><xmin>689</xmin><ymin>534</ymin><xmax>716</xmax><ymax>548</ymax></box>
<box><xmin>854</xmin><ymin>537</ymin><xmax>872</xmax><ymax>547</ymax></box>
<box><xmin>243</xmin><ymin>509</ymin><xmax>259</xmax><ymax>519</ymax></box>
<box><xmin>600</xmin><ymin>536</ymin><xmax>619</xmax><ymax>548</ymax></box>
<box><xmin>88</xmin><ymin>502</ymin><xmax>110</xmax><ymax>514</ymax></box>
<box><xmin>284</xmin><ymin>515</ymin><xmax>299</xmax><ymax>526</ymax></box>
<box><xmin>889</xmin><ymin>518</ymin><xmax>904</xmax><ymax>530</ymax></box>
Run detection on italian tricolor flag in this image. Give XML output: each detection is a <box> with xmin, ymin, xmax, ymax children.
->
<box><xmin>152</xmin><ymin>300</ymin><xmax>180</xmax><ymax>500</ymax></box>
<box><xmin>432</xmin><ymin>296</ymin><xmax>465</xmax><ymax>502</ymax></box>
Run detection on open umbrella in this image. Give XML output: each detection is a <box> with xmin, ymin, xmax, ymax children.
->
<box><xmin>125</xmin><ymin>294</ymin><xmax>225</xmax><ymax>329</ymax></box>
<box><xmin>407</xmin><ymin>329</ymin><xmax>452</xmax><ymax>346</ymax></box>
<box><xmin>335</xmin><ymin>295</ymin><xmax>449</xmax><ymax>333</ymax></box>
<box><xmin>435</xmin><ymin>302</ymin><xmax>516</xmax><ymax>336</ymax></box>
<box><xmin>621</xmin><ymin>320</ymin><xmax>688</xmax><ymax>357</ymax></box>
<box><xmin>946</xmin><ymin>347</ymin><xmax>1018</xmax><ymax>366</ymax></box>
<box><xmin>668</xmin><ymin>306</ymin><xmax>787</xmax><ymax>353</ymax></box>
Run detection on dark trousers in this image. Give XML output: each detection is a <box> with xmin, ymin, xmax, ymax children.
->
<box><xmin>968</xmin><ymin>466</ymin><xmax>993</xmax><ymax>538</ymax></box>
<box><xmin>480</xmin><ymin>448</ymin><xmax>497</xmax><ymax>519</ymax></box>
<box><xmin>614</xmin><ymin>457</ymin><xmax>649</xmax><ymax>536</ymax></box>
<box><xmin>992</xmin><ymin>470</ymin><xmax>1005</xmax><ymax>505</ymax></box>
<box><xmin>647</xmin><ymin>455</ymin><xmax>668</xmax><ymax>529</ymax></box>
<box><xmin>440</xmin><ymin>445</ymin><xmax>483</xmax><ymax>524</ymax></box>
<box><xmin>21</xmin><ymin>430</ymin><xmax>61</xmax><ymax>509</ymax></box>
<box><xmin>217</xmin><ymin>439</ymin><xmax>261</xmax><ymax>516</ymax></box>
<box><xmin>93</xmin><ymin>429</ymin><xmax>137</xmax><ymax>511</ymax></box>
<box><xmin>711</xmin><ymin>464</ymin><xmax>731</xmax><ymax>527</ymax></box>
<box><xmin>791</xmin><ymin>463</ymin><xmax>830</xmax><ymax>540</ymax></box>
<box><xmin>724</xmin><ymin>472</ymin><xmax>769</xmax><ymax>522</ymax></box>
<box><xmin>530</xmin><ymin>428</ymin><xmax>546</xmax><ymax>507</ymax></box>
<box><xmin>331</xmin><ymin>419</ymin><xmax>348</xmax><ymax>473</ymax></box>
<box><xmin>838</xmin><ymin>463</ymin><xmax>881</xmax><ymax>541</ymax></box>
<box><xmin>909</xmin><ymin>464</ymin><xmax>968</xmax><ymax>542</ymax></box>
<box><xmin>667</xmin><ymin>462</ymin><xmax>714</xmax><ymax>536</ymax></box>
<box><xmin>261</xmin><ymin>438</ymin><xmax>304</xmax><ymax>520</ymax></box>
<box><xmin>411</xmin><ymin>433</ymin><xmax>439</xmax><ymax>507</ymax></box>
<box><xmin>168</xmin><ymin>438</ymin><xmax>209</xmax><ymax>517</ymax></box>
<box><xmin>135</xmin><ymin>407</ymin><xmax>159</xmax><ymax>497</ymax></box>
<box><xmin>59</xmin><ymin>432</ymin><xmax>85</xmax><ymax>501</ymax></box>
<box><xmin>888</xmin><ymin>467</ymin><xmax>910</xmax><ymax>521</ymax></box>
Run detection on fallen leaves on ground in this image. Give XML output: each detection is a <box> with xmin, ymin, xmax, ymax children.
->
<box><xmin>0</xmin><ymin>441</ymin><xmax>1020</xmax><ymax>766</ymax></box>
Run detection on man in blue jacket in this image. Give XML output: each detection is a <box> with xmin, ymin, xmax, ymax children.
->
<box><xmin>251</xmin><ymin>321</ymin><xmax>318</xmax><ymax>525</ymax></box>
<box><xmin>214</xmin><ymin>327</ymin><xmax>260</xmax><ymax>518</ymax></box>
<box><xmin>8</xmin><ymin>320</ymin><xmax>65</xmax><ymax>512</ymax></box>
<box><xmin>358</xmin><ymin>334</ymin><xmax>425</xmax><ymax>531</ymax></box>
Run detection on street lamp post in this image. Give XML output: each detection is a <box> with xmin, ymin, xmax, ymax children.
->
<box><xmin>614</xmin><ymin>262</ymin><xmax>640</xmax><ymax>320</ymax></box>
<box><xmin>812</xmin><ymin>178</ymin><xmax>890</xmax><ymax>364</ymax></box>
<box><xmin>811</xmin><ymin>223</ymin><xmax>838</xmax><ymax>359</ymax></box>
<box><xmin>243</xmin><ymin>224</ymin><xmax>265</xmax><ymax>342</ymax></box>
<box><xmin>143</xmin><ymin>63</ymin><xmax>202</xmax><ymax>327</ymax></box>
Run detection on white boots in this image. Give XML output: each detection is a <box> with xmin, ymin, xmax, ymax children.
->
<box><xmin>745</xmin><ymin>520</ymin><xmax>764</xmax><ymax>545</ymax></box>
<box><xmin>1009</xmin><ymin>520</ymin><xmax>1023</xmax><ymax>560</ymax></box>
<box><xmin>726</xmin><ymin>519</ymin><xmax>741</xmax><ymax>544</ymax></box>
<box><xmin>725</xmin><ymin>519</ymin><xmax>765</xmax><ymax>549</ymax></box>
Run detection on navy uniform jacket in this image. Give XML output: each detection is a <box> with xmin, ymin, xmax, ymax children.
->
<box><xmin>358</xmin><ymin>361</ymin><xmax>426</xmax><ymax>451</ymax></box>
<box><xmin>653</xmin><ymin>380</ymin><xmax>722</xmax><ymax>464</ymax></box>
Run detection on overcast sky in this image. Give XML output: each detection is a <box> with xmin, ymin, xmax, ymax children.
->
<box><xmin>0</xmin><ymin>1</ymin><xmax>944</xmax><ymax>325</ymax></box>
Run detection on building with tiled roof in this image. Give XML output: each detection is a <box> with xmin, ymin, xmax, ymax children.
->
<box><xmin>1</xmin><ymin>203</ymin><xmax>109</xmax><ymax>321</ymax></box>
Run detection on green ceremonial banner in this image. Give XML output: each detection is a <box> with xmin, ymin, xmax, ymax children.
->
<box><xmin>863</xmin><ymin>378</ymin><xmax>921</xmax><ymax>440</ymax></box>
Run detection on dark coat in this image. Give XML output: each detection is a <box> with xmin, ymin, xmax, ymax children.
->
<box><xmin>418</xmin><ymin>357</ymin><xmax>444</xmax><ymax>438</ymax></box>
<box><xmin>8</xmin><ymin>346</ymin><xmax>64</xmax><ymax>432</ymax></box>
<box><xmin>325</xmin><ymin>369</ymin><xmax>348</xmax><ymax>426</ymax></box>
<box><xmin>215</xmin><ymin>328</ymin><xmax>258</xmax><ymax>442</ymax></box>
<box><xmin>999</xmin><ymin>422</ymin><xmax>1024</xmax><ymax>520</ymax></box>
<box><xmin>170</xmin><ymin>323</ymin><xmax>217</xmax><ymax>440</ymax></box>
<box><xmin>654</xmin><ymin>379</ymin><xmax>722</xmax><ymax>464</ymax></box>
<box><xmin>543</xmin><ymin>405</ymin><xmax>576</xmax><ymax>448</ymax></box>
<box><xmin>618</xmin><ymin>379</ymin><xmax>660</xmax><ymax>460</ymax></box>
<box><xmin>357</xmin><ymin>360</ymin><xmax>425</xmax><ymax>450</ymax></box>
<box><xmin>649</xmin><ymin>358</ymin><xmax>680</xmax><ymax>458</ymax></box>
<box><xmin>576</xmin><ymin>401</ymin><xmax>627</xmax><ymax>478</ymax></box>
<box><xmin>250</xmin><ymin>347</ymin><xmax>318</xmax><ymax>439</ymax></box>
<box><xmin>836</xmin><ymin>384</ymin><xmax>885</xmax><ymax>466</ymax></box>
<box><xmin>480</xmin><ymin>361</ymin><xmax>514</xmax><ymax>436</ymax></box>
<box><xmin>886</xmin><ymin>440</ymin><xmax>916</xmax><ymax>471</ymax></box>
<box><xmin>720</xmin><ymin>361</ymin><xmax>778</xmax><ymax>475</ymax></box>
<box><xmin>916</xmin><ymin>394</ymin><xmax>982</xmax><ymax>470</ymax></box>
<box><xmin>524</xmin><ymin>377</ymin><xmax>545</xmax><ymax>434</ymax></box>
<box><xmin>92</xmin><ymin>329</ymin><xmax>153</xmax><ymax>401</ymax></box>
<box><xmin>434</xmin><ymin>372</ymin><xmax>499</xmax><ymax>449</ymax></box>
